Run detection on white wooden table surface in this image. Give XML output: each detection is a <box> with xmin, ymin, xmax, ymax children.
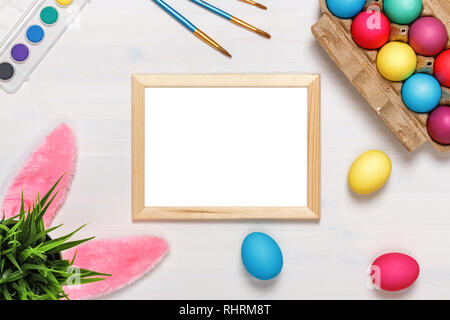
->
<box><xmin>1</xmin><ymin>0</ymin><xmax>450</xmax><ymax>300</ymax></box>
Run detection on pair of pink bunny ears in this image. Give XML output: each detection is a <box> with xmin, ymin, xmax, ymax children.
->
<box><xmin>0</xmin><ymin>124</ymin><xmax>169</xmax><ymax>299</ymax></box>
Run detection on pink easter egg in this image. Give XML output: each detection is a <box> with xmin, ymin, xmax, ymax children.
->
<box><xmin>428</xmin><ymin>106</ymin><xmax>450</xmax><ymax>145</ymax></box>
<box><xmin>370</xmin><ymin>253</ymin><xmax>420</xmax><ymax>292</ymax></box>
<box><xmin>409</xmin><ymin>17</ymin><xmax>448</xmax><ymax>57</ymax></box>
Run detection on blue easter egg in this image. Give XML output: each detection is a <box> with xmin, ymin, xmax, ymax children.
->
<box><xmin>402</xmin><ymin>73</ymin><xmax>442</xmax><ymax>113</ymax></box>
<box><xmin>326</xmin><ymin>0</ymin><xmax>366</xmax><ymax>19</ymax></box>
<box><xmin>241</xmin><ymin>232</ymin><xmax>283</xmax><ymax>280</ymax></box>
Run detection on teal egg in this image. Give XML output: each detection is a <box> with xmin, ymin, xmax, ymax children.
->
<box><xmin>241</xmin><ymin>232</ymin><xmax>283</xmax><ymax>280</ymax></box>
<box><xmin>384</xmin><ymin>0</ymin><xmax>423</xmax><ymax>25</ymax></box>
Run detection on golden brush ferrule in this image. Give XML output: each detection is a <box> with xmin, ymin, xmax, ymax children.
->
<box><xmin>193</xmin><ymin>29</ymin><xmax>232</xmax><ymax>57</ymax></box>
<box><xmin>230</xmin><ymin>16</ymin><xmax>257</xmax><ymax>33</ymax></box>
<box><xmin>230</xmin><ymin>17</ymin><xmax>271</xmax><ymax>38</ymax></box>
<box><xmin>194</xmin><ymin>29</ymin><xmax>220</xmax><ymax>49</ymax></box>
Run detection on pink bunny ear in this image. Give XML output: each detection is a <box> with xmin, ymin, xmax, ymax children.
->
<box><xmin>1</xmin><ymin>124</ymin><xmax>77</xmax><ymax>227</ymax></box>
<box><xmin>62</xmin><ymin>236</ymin><xmax>169</xmax><ymax>300</ymax></box>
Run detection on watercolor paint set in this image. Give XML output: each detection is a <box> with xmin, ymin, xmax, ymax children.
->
<box><xmin>0</xmin><ymin>0</ymin><xmax>90</xmax><ymax>93</ymax></box>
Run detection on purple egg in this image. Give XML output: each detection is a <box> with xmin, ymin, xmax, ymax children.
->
<box><xmin>428</xmin><ymin>106</ymin><xmax>450</xmax><ymax>145</ymax></box>
<box><xmin>409</xmin><ymin>17</ymin><xmax>448</xmax><ymax>57</ymax></box>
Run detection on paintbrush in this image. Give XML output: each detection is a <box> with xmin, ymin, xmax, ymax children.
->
<box><xmin>188</xmin><ymin>0</ymin><xmax>271</xmax><ymax>39</ymax></box>
<box><xmin>238</xmin><ymin>0</ymin><xmax>267</xmax><ymax>10</ymax></box>
<box><xmin>151</xmin><ymin>0</ymin><xmax>231</xmax><ymax>57</ymax></box>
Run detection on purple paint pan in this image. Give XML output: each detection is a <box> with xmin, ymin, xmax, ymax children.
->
<box><xmin>11</xmin><ymin>44</ymin><xmax>30</xmax><ymax>62</ymax></box>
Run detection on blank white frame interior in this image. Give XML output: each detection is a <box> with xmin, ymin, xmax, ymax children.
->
<box><xmin>145</xmin><ymin>87</ymin><xmax>308</xmax><ymax>207</ymax></box>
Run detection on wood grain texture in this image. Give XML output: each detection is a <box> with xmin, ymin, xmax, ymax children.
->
<box><xmin>131</xmin><ymin>75</ymin><xmax>146</xmax><ymax>221</ymax></box>
<box><xmin>312</xmin><ymin>0</ymin><xmax>450</xmax><ymax>152</ymax></box>
<box><xmin>307</xmin><ymin>75</ymin><xmax>321</xmax><ymax>218</ymax></box>
<box><xmin>132</xmin><ymin>74</ymin><xmax>321</xmax><ymax>220</ymax></box>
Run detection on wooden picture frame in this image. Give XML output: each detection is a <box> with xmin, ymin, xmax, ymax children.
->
<box><xmin>132</xmin><ymin>74</ymin><xmax>321</xmax><ymax>220</ymax></box>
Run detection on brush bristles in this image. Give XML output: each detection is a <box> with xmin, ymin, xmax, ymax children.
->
<box><xmin>239</xmin><ymin>0</ymin><xmax>267</xmax><ymax>10</ymax></box>
<box><xmin>218</xmin><ymin>46</ymin><xmax>232</xmax><ymax>58</ymax></box>
<box><xmin>255</xmin><ymin>3</ymin><xmax>267</xmax><ymax>10</ymax></box>
<box><xmin>256</xmin><ymin>29</ymin><xmax>271</xmax><ymax>39</ymax></box>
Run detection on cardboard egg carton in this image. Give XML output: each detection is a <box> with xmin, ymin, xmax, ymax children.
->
<box><xmin>312</xmin><ymin>0</ymin><xmax>450</xmax><ymax>152</ymax></box>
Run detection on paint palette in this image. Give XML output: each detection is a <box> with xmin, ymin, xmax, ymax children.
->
<box><xmin>0</xmin><ymin>0</ymin><xmax>90</xmax><ymax>93</ymax></box>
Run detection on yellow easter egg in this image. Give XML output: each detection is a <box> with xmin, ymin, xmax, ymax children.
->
<box><xmin>348</xmin><ymin>150</ymin><xmax>392</xmax><ymax>195</ymax></box>
<box><xmin>377</xmin><ymin>42</ymin><xmax>417</xmax><ymax>82</ymax></box>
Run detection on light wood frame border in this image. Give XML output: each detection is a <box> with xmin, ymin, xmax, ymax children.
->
<box><xmin>132</xmin><ymin>74</ymin><xmax>321</xmax><ymax>221</ymax></box>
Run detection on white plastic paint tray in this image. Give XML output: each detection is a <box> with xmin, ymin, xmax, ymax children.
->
<box><xmin>0</xmin><ymin>0</ymin><xmax>90</xmax><ymax>93</ymax></box>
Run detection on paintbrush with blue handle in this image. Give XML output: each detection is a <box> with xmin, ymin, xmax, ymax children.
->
<box><xmin>151</xmin><ymin>0</ymin><xmax>231</xmax><ymax>57</ymax></box>
<box><xmin>188</xmin><ymin>0</ymin><xmax>271</xmax><ymax>39</ymax></box>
